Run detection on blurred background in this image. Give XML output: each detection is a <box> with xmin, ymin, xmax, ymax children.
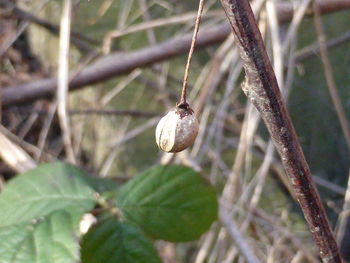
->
<box><xmin>1</xmin><ymin>0</ymin><xmax>350</xmax><ymax>262</ymax></box>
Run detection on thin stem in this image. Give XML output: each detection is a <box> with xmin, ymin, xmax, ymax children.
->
<box><xmin>179</xmin><ymin>0</ymin><xmax>205</xmax><ymax>107</ymax></box>
<box><xmin>219</xmin><ymin>0</ymin><xmax>341</xmax><ymax>262</ymax></box>
<box><xmin>220</xmin><ymin>204</ymin><xmax>261</xmax><ymax>263</ymax></box>
<box><xmin>312</xmin><ymin>2</ymin><xmax>350</xmax><ymax>152</ymax></box>
<box><xmin>57</xmin><ymin>0</ymin><xmax>76</xmax><ymax>164</ymax></box>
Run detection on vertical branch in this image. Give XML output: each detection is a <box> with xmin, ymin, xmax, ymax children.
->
<box><xmin>58</xmin><ymin>0</ymin><xmax>76</xmax><ymax>163</ymax></box>
<box><xmin>219</xmin><ymin>0</ymin><xmax>342</xmax><ymax>262</ymax></box>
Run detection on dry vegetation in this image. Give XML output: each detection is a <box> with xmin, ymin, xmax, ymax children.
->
<box><xmin>1</xmin><ymin>0</ymin><xmax>350</xmax><ymax>262</ymax></box>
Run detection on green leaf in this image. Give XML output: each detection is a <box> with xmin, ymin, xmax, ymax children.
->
<box><xmin>116</xmin><ymin>165</ymin><xmax>218</xmax><ymax>242</ymax></box>
<box><xmin>81</xmin><ymin>218</ymin><xmax>162</xmax><ymax>263</ymax></box>
<box><xmin>0</xmin><ymin>222</ymin><xmax>31</xmax><ymax>263</ymax></box>
<box><xmin>0</xmin><ymin>210</ymin><xmax>81</xmax><ymax>263</ymax></box>
<box><xmin>0</xmin><ymin>162</ymin><xmax>96</xmax><ymax>227</ymax></box>
<box><xmin>77</xmin><ymin>173</ymin><xmax>119</xmax><ymax>193</ymax></box>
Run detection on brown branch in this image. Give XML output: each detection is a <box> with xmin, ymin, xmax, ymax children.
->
<box><xmin>1</xmin><ymin>0</ymin><xmax>350</xmax><ymax>107</ymax></box>
<box><xmin>220</xmin><ymin>0</ymin><xmax>341</xmax><ymax>262</ymax></box>
<box><xmin>1</xmin><ymin>24</ymin><xmax>231</xmax><ymax>107</ymax></box>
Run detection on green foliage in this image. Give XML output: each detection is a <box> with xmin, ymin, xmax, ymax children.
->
<box><xmin>0</xmin><ymin>163</ymin><xmax>95</xmax><ymax>263</ymax></box>
<box><xmin>0</xmin><ymin>163</ymin><xmax>218</xmax><ymax>262</ymax></box>
<box><xmin>0</xmin><ymin>211</ymin><xmax>81</xmax><ymax>263</ymax></box>
<box><xmin>0</xmin><ymin>162</ymin><xmax>95</xmax><ymax>227</ymax></box>
<box><xmin>117</xmin><ymin>165</ymin><xmax>218</xmax><ymax>242</ymax></box>
<box><xmin>81</xmin><ymin>218</ymin><xmax>162</xmax><ymax>263</ymax></box>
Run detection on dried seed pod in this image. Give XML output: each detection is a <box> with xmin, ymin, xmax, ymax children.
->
<box><xmin>156</xmin><ymin>106</ymin><xmax>199</xmax><ymax>153</ymax></box>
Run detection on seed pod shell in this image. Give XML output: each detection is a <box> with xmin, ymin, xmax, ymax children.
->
<box><xmin>156</xmin><ymin>108</ymin><xmax>199</xmax><ymax>153</ymax></box>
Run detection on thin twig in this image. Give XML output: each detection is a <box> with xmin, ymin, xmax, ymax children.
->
<box><xmin>219</xmin><ymin>0</ymin><xmax>341</xmax><ymax>262</ymax></box>
<box><xmin>137</xmin><ymin>0</ymin><xmax>173</xmax><ymax>110</ymax></box>
<box><xmin>0</xmin><ymin>125</ymin><xmax>54</xmax><ymax>161</ymax></box>
<box><xmin>192</xmin><ymin>36</ymin><xmax>236</xmax><ymax>116</ymax></box>
<box><xmin>312</xmin><ymin>2</ymin><xmax>350</xmax><ymax>152</ymax></box>
<box><xmin>282</xmin><ymin>0</ymin><xmax>312</xmax><ymax>54</ymax></box>
<box><xmin>296</xmin><ymin>29</ymin><xmax>350</xmax><ymax>62</ymax></box>
<box><xmin>313</xmin><ymin>176</ymin><xmax>346</xmax><ymax>196</ymax></box>
<box><xmin>69</xmin><ymin>109</ymin><xmax>159</xmax><ymax>117</ymax></box>
<box><xmin>101</xmin><ymin>69</ymin><xmax>142</xmax><ymax>106</ymax></box>
<box><xmin>99</xmin><ymin>117</ymin><xmax>160</xmax><ymax>176</ymax></box>
<box><xmin>178</xmin><ymin>0</ymin><xmax>205</xmax><ymax>107</ymax></box>
<box><xmin>36</xmin><ymin>102</ymin><xmax>57</xmax><ymax>162</ymax></box>
<box><xmin>57</xmin><ymin>0</ymin><xmax>75</xmax><ymax>164</ymax></box>
<box><xmin>103</xmin><ymin>10</ymin><xmax>222</xmax><ymax>52</ymax></box>
<box><xmin>0</xmin><ymin>130</ymin><xmax>36</xmax><ymax>173</ymax></box>
<box><xmin>253</xmin><ymin>209</ymin><xmax>320</xmax><ymax>263</ymax></box>
<box><xmin>220</xmin><ymin>204</ymin><xmax>261</xmax><ymax>263</ymax></box>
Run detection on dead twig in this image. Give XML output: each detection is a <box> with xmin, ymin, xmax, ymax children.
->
<box><xmin>0</xmin><ymin>128</ymin><xmax>36</xmax><ymax>173</ymax></box>
<box><xmin>103</xmin><ymin>10</ymin><xmax>223</xmax><ymax>53</ymax></box>
<box><xmin>296</xmin><ymin>29</ymin><xmax>350</xmax><ymax>62</ymax></box>
<box><xmin>57</xmin><ymin>0</ymin><xmax>75</xmax><ymax>163</ymax></box>
<box><xmin>220</xmin><ymin>204</ymin><xmax>261</xmax><ymax>263</ymax></box>
<box><xmin>69</xmin><ymin>109</ymin><xmax>159</xmax><ymax>117</ymax></box>
<box><xmin>312</xmin><ymin>2</ymin><xmax>350</xmax><ymax>152</ymax></box>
